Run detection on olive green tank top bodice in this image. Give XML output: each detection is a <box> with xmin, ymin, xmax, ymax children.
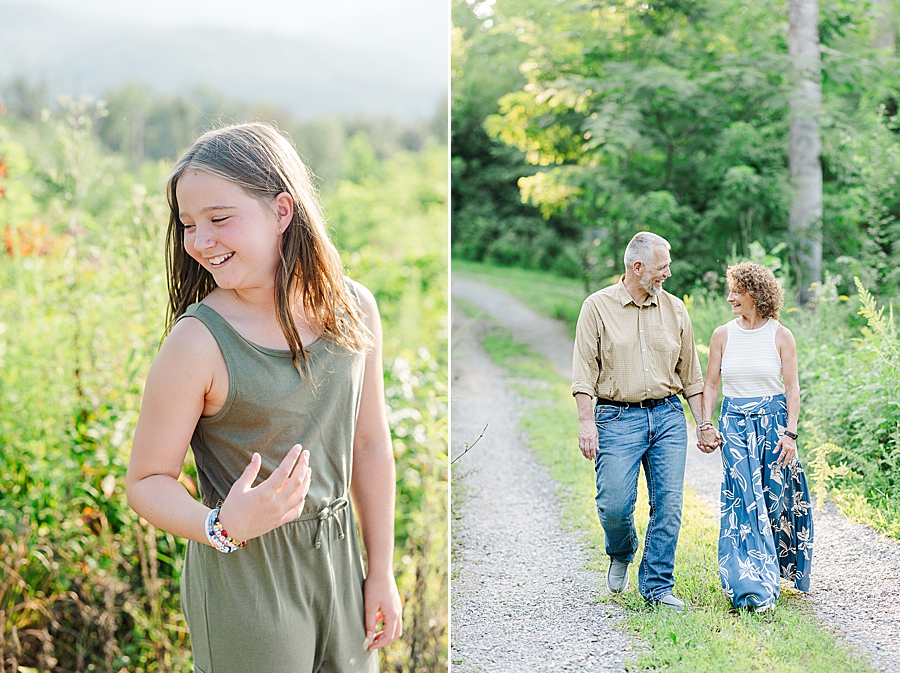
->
<box><xmin>177</xmin><ymin>303</ymin><xmax>366</xmax><ymax>513</ymax></box>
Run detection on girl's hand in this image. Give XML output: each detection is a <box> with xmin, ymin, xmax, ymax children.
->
<box><xmin>217</xmin><ymin>444</ymin><xmax>311</xmax><ymax>542</ymax></box>
<box><xmin>774</xmin><ymin>435</ymin><xmax>797</xmax><ymax>468</ymax></box>
<box><xmin>363</xmin><ymin>570</ymin><xmax>402</xmax><ymax>650</ymax></box>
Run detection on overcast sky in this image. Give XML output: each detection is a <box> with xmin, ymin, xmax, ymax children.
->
<box><xmin>1</xmin><ymin>0</ymin><xmax>448</xmax><ymax>118</ymax></box>
<box><xmin>2</xmin><ymin>0</ymin><xmax>443</xmax><ymax>37</ymax></box>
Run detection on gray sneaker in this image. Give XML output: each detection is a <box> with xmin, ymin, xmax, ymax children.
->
<box><xmin>655</xmin><ymin>594</ymin><xmax>686</xmax><ymax>613</ymax></box>
<box><xmin>605</xmin><ymin>559</ymin><xmax>629</xmax><ymax>593</ymax></box>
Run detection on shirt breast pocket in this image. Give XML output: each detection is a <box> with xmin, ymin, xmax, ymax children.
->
<box><xmin>647</xmin><ymin>328</ymin><xmax>680</xmax><ymax>371</ymax></box>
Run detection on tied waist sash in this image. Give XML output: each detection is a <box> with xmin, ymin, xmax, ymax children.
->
<box><xmin>720</xmin><ymin>394</ymin><xmax>787</xmax><ymax>420</ymax></box>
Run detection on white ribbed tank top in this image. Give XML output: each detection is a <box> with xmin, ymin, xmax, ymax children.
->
<box><xmin>721</xmin><ymin>318</ymin><xmax>784</xmax><ymax>398</ymax></box>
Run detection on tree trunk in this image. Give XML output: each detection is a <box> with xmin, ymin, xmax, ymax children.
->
<box><xmin>788</xmin><ymin>0</ymin><xmax>823</xmax><ymax>304</ymax></box>
<box><xmin>872</xmin><ymin>0</ymin><xmax>896</xmax><ymax>52</ymax></box>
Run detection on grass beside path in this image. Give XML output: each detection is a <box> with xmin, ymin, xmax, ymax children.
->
<box><xmin>453</xmin><ymin>258</ymin><xmax>590</xmax><ymax>336</ymax></box>
<box><xmin>455</xmin><ymin>300</ymin><xmax>871</xmax><ymax>672</ymax></box>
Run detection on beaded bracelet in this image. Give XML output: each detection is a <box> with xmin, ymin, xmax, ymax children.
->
<box><xmin>204</xmin><ymin>507</ymin><xmax>247</xmax><ymax>553</ymax></box>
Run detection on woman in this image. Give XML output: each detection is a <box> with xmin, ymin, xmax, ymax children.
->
<box><xmin>697</xmin><ymin>262</ymin><xmax>813</xmax><ymax>612</ymax></box>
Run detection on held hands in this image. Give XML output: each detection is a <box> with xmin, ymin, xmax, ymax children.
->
<box><xmin>696</xmin><ymin>425</ymin><xmax>721</xmax><ymax>454</ymax></box>
<box><xmin>217</xmin><ymin>444</ymin><xmax>311</xmax><ymax>542</ymax></box>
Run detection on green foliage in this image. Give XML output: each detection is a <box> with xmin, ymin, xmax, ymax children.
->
<box><xmin>450</xmin><ymin>0</ymin><xmax>574</xmax><ymax>275</ymax></box>
<box><xmin>329</xmin><ymin>142</ymin><xmax>449</xmax><ymax>672</ymax></box>
<box><xmin>0</xmin><ymin>102</ymin><xmax>447</xmax><ymax>671</ymax></box>
<box><xmin>452</xmin><ymin>0</ymin><xmax>900</xmax><ymax>299</ymax></box>
<box><xmin>797</xmin><ymin>278</ymin><xmax>900</xmax><ymax>538</ymax></box>
<box><xmin>0</xmin><ymin>105</ymin><xmax>179</xmax><ymax>668</ymax></box>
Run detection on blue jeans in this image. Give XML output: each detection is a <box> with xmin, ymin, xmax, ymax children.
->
<box><xmin>593</xmin><ymin>396</ymin><xmax>687</xmax><ymax>602</ymax></box>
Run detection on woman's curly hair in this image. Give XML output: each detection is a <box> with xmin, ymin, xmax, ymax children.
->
<box><xmin>726</xmin><ymin>261</ymin><xmax>784</xmax><ymax>320</ymax></box>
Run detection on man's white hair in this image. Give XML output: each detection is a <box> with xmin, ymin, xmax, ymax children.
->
<box><xmin>623</xmin><ymin>231</ymin><xmax>670</xmax><ymax>268</ymax></box>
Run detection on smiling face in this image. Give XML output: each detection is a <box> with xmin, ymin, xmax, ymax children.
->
<box><xmin>637</xmin><ymin>247</ymin><xmax>672</xmax><ymax>297</ymax></box>
<box><xmin>176</xmin><ymin>169</ymin><xmax>286</xmax><ymax>294</ymax></box>
<box><xmin>727</xmin><ymin>286</ymin><xmax>757</xmax><ymax>317</ymax></box>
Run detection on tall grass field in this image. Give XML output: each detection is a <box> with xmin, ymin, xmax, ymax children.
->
<box><xmin>0</xmin><ymin>102</ymin><xmax>447</xmax><ymax>672</ymax></box>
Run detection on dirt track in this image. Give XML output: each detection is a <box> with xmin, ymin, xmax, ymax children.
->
<box><xmin>450</xmin><ymin>304</ymin><xmax>636</xmax><ymax>672</ymax></box>
<box><xmin>451</xmin><ymin>276</ymin><xmax>900</xmax><ymax>673</ymax></box>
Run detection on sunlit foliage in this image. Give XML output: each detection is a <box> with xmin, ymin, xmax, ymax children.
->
<box><xmin>0</xmin><ymin>96</ymin><xmax>447</xmax><ymax>672</ymax></box>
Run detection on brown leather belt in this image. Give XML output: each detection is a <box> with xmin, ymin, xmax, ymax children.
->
<box><xmin>596</xmin><ymin>396</ymin><xmax>674</xmax><ymax>410</ymax></box>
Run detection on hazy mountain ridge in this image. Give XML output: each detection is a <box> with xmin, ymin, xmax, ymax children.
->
<box><xmin>0</xmin><ymin>1</ymin><xmax>446</xmax><ymax>119</ymax></box>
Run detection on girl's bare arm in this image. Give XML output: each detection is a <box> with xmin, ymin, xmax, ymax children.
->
<box><xmin>126</xmin><ymin>318</ymin><xmax>310</xmax><ymax>544</ymax></box>
<box><xmin>348</xmin><ymin>282</ymin><xmax>403</xmax><ymax>650</ymax></box>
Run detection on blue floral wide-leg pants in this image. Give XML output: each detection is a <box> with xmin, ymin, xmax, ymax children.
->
<box><xmin>718</xmin><ymin>394</ymin><xmax>813</xmax><ymax>609</ymax></box>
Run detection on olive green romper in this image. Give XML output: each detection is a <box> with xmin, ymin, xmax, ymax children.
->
<box><xmin>177</xmin><ymin>302</ymin><xmax>377</xmax><ymax>673</ymax></box>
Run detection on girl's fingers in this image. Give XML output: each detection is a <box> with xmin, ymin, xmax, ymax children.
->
<box><xmin>277</xmin><ymin>450</ymin><xmax>310</xmax><ymax>495</ymax></box>
<box><xmin>388</xmin><ymin>614</ymin><xmax>403</xmax><ymax>644</ymax></box>
<box><xmin>277</xmin><ymin>464</ymin><xmax>311</xmax><ymax>519</ymax></box>
<box><xmin>284</xmin><ymin>463</ymin><xmax>311</xmax><ymax>500</ymax></box>
<box><xmin>221</xmin><ymin>446</ymin><xmax>311</xmax><ymax>539</ymax></box>
<box><xmin>299</xmin><ymin>467</ymin><xmax>311</xmax><ymax>497</ymax></box>
<box><xmin>268</xmin><ymin>444</ymin><xmax>303</xmax><ymax>488</ymax></box>
<box><xmin>283</xmin><ymin>471</ymin><xmax>312</xmax><ymax>511</ymax></box>
<box><xmin>232</xmin><ymin>452</ymin><xmax>262</xmax><ymax>492</ymax></box>
<box><xmin>370</xmin><ymin>615</ymin><xmax>402</xmax><ymax>649</ymax></box>
<box><xmin>280</xmin><ymin>498</ymin><xmax>307</xmax><ymax>525</ymax></box>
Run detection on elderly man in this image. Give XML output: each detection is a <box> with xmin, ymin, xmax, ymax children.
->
<box><xmin>572</xmin><ymin>231</ymin><xmax>704</xmax><ymax>612</ymax></box>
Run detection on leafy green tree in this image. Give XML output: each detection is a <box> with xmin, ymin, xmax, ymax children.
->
<box><xmin>451</xmin><ymin>0</ymin><xmax>582</xmax><ymax>276</ymax></box>
<box><xmin>454</xmin><ymin>0</ymin><xmax>900</xmax><ymax>299</ymax></box>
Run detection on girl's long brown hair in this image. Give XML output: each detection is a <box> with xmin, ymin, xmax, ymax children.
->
<box><xmin>164</xmin><ymin>122</ymin><xmax>371</xmax><ymax>373</ymax></box>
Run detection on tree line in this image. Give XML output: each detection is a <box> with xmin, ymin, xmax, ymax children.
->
<box><xmin>452</xmin><ymin>0</ymin><xmax>900</xmax><ymax>302</ymax></box>
<box><xmin>4</xmin><ymin>76</ymin><xmax>448</xmax><ymax>192</ymax></box>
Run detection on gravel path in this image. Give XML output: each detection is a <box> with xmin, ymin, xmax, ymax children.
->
<box><xmin>452</xmin><ymin>276</ymin><xmax>900</xmax><ymax>673</ymax></box>
<box><xmin>450</xmin><ymin>306</ymin><xmax>637</xmax><ymax>672</ymax></box>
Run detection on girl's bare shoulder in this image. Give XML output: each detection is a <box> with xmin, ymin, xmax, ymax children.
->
<box><xmin>151</xmin><ymin>315</ymin><xmax>224</xmax><ymax>391</ymax></box>
<box><xmin>350</xmin><ymin>279</ymin><xmax>377</xmax><ymax>309</ymax></box>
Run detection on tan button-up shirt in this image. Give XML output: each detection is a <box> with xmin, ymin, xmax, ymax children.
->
<box><xmin>571</xmin><ymin>278</ymin><xmax>703</xmax><ymax>402</ymax></box>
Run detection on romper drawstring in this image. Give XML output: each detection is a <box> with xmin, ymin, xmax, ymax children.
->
<box><xmin>312</xmin><ymin>496</ymin><xmax>348</xmax><ymax>549</ymax></box>
<box><xmin>213</xmin><ymin>495</ymin><xmax>350</xmax><ymax>550</ymax></box>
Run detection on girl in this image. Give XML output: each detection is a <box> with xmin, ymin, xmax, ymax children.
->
<box><xmin>697</xmin><ymin>262</ymin><xmax>813</xmax><ymax>612</ymax></box>
<box><xmin>126</xmin><ymin>122</ymin><xmax>401</xmax><ymax>672</ymax></box>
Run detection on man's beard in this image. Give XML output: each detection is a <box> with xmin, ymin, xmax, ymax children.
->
<box><xmin>639</xmin><ymin>274</ymin><xmax>663</xmax><ymax>297</ymax></box>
